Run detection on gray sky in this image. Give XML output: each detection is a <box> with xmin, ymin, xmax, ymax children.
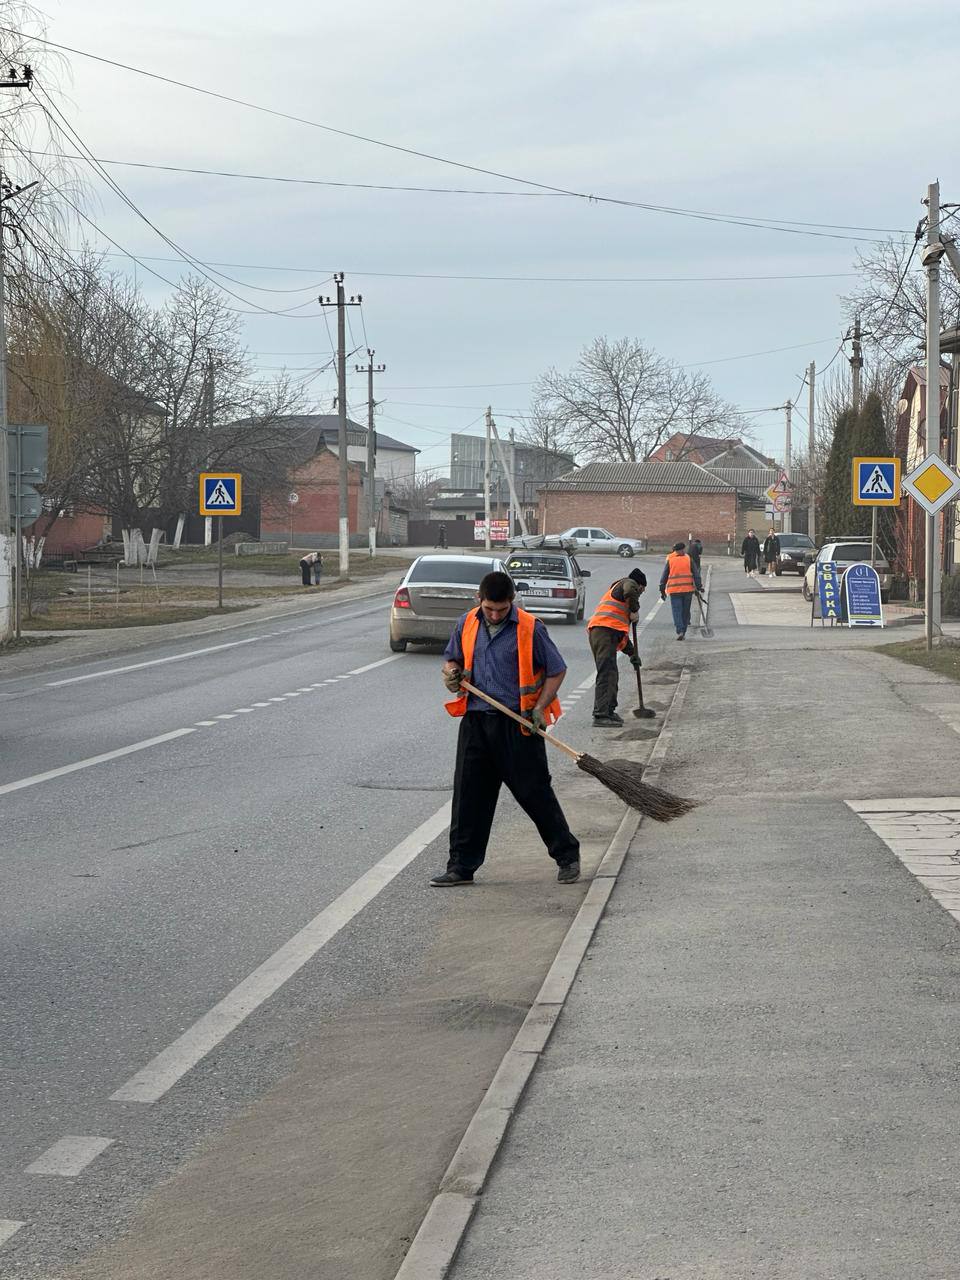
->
<box><xmin>29</xmin><ymin>0</ymin><xmax>960</xmax><ymax>474</ymax></box>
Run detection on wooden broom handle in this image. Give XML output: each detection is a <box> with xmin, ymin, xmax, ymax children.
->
<box><xmin>459</xmin><ymin>680</ymin><xmax>582</xmax><ymax>761</ymax></box>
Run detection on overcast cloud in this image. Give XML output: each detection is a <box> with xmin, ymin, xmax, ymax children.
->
<box><xmin>26</xmin><ymin>0</ymin><xmax>960</xmax><ymax>472</ymax></box>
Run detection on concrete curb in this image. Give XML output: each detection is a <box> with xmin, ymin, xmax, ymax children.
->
<box><xmin>392</xmin><ymin>663</ymin><xmax>692</xmax><ymax>1280</ymax></box>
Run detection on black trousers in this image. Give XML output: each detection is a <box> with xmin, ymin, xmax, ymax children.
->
<box><xmin>448</xmin><ymin>712</ymin><xmax>580</xmax><ymax>874</ymax></box>
<box><xmin>300</xmin><ymin>563</ymin><xmax>312</xmax><ymax>586</ymax></box>
<box><xmin>589</xmin><ymin>626</ymin><xmax>622</xmax><ymax>717</ymax></box>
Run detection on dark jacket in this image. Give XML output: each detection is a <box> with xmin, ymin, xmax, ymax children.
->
<box><xmin>689</xmin><ymin>539</ymin><xmax>703</xmax><ymax>567</ymax></box>
<box><xmin>762</xmin><ymin>534</ymin><xmax>781</xmax><ymax>562</ymax></box>
<box><xmin>741</xmin><ymin>535</ymin><xmax>760</xmax><ymax>567</ymax></box>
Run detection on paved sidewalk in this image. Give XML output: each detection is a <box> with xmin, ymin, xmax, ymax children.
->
<box><xmin>446</xmin><ymin>625</ymin><xmax>960</xmax><ymax>1278</ymax></box>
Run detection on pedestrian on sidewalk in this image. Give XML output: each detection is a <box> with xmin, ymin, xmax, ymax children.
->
<box><xmin>434</xmin><ymin>522</ymin><xmax>448</xmax><ymax>549</ymax></box>
<box><xmin>586</xmin><ymin>567</ymin><xmax>647</xmax><ymax>728</ymax></box>
<box><xmin>433</xmin><ymin>571</ymin><xmax>581</xmax><ymax>887</ymax></box>
<box><xmin>659</xmin><ymin>541</ymin><xmax>702</xmax><ymax>641</ymax></box>
<box><xmin>689</xmin><ymin>536</ymin><xmax>703</xmax><ymax>571</ymax></box>
<box><xmin>762</xmin><ymin>530</ymin><xmax>781</xmax><ymax>579</ymax></box>
<box><xmin>299</xmin><ymin>550</ymin><xmax>322</xmax><ymax>587</ymax></box>
<box><xmin>741</xmin><ymin>529</ymin><xmax>760</xmax><ymax>577</ymax></box>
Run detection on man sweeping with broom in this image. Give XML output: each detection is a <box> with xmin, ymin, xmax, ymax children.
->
<box><xmin>587</xmin><ymin>567</ymin><xmax>647</xmax><ymax>727</ymax></box>
<box><xmin>432</xmin><ymin>570</ymin><xmax>582</xmax><ymax>887</ymax></box>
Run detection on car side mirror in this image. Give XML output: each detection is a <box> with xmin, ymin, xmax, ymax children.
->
<box><xmin>514</xmin><ymin>581</ymin><xmax>529</xmax><ymax>591</ymax></box>
<box><xmin>580</xmin><ymin>569</ymin><xmax>591</xmax><ymax>577</ymax></box>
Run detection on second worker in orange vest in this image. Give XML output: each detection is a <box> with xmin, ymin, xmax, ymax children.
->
<box><xmin>586</xmin><ymin>567</ymin><xmax>647</xmax><ymax>727</ymax></box>
<box><xmin>659</xmin><ymin>541</ymin><xmax>703</xmax><ymax>641</ymax></box>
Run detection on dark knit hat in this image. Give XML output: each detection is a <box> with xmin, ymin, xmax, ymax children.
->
<box><xmin>672</xmin><ymin>541</ymin><xmax>686</xmax><ymax>552</ymax></box>
<box><xmin>628</xmin><ymin>568</ymin><xmax>647</xmax><ymax>587</ymax></box>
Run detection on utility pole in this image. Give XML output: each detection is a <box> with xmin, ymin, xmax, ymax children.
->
<box><xmin>923</xmin><ymin>181</ymin><xmax>944</xmax><ymax>650</ymax></box>
<box><xmin>849</xmin><ymin>316</ymin><xmax>863</xmax><ymax>412</ymax></box>
<box><xmin>355</xmin><ymin>349</ymin><xmax>385</xmax><ymax>557</ymax></box>
<box><xmin>320</xmin><ymin>274</ymin><xmax>362</xmax><ymax>577</ymax></box>
<box><xmin>783</xmin><ymin>399</ymin><xmax>792</xmax><ymax>534</ymax></box>
<box><xmin>483</xmin><ymin>407</ymin><xmax>493</xmax><ymax>551</ymax></box>
<box><xmin>0</xmin><ymin>64</ymin><xmax>34</xmax><ymax>644</ymax></box>
<box><xmin>807</xmin><ymin>361</ymin><xmax>816</xmax><ymax>544</ymax></box>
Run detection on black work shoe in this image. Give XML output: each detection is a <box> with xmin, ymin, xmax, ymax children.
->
<box><xmin>430</xmin><ymin>869</ymin><xmax>474</xmax><ymax>887</ymax></box>
<box><xmin>592</xmin><ymin>714</ymin><xmax>623</xmax><ymax>727</ymax></box>
<box><xmin>557</xmin><ymin>861</ymin><xmax>581</xmax><ymax>884</ymax></box>
<box><xmin>676</xmin><ymin>632</ymin><xmax>685</xmax><ymax>641</ymax></box>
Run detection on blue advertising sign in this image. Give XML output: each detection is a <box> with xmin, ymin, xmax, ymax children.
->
<box><xmin>814</xmin><ymin>560</ymin><xmax>842</xmax><ymax>624</ymax></box>
<box><xmin>844</xmin><ymin>562</ymin><xmax>883</xmax><ymax>627</ymax></box>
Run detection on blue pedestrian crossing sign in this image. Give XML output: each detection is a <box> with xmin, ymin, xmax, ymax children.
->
<box><xmin>852</xmin><ymin>456</ymin><xmax>900</xmax><ymax>506</ymax></box>
<box><xmin>199</xmin><ymin>471</ymin><xmax>242</xmax><ymax>517</ymax></box>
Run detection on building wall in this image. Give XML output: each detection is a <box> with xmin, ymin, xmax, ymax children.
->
<box><xmin>342</xmin><ymin>444</ymin><xmax>415</xmax><ymax>485</ymax></box>
<box><xmin>261</xmin><ymin>449</ymin><xmax>363</xmax><ymax>545</ymax></box>
<box><xmin>27</xmin><ymin>510</ymin><xmax>110</xmax><ymax>553</ymax></box>
<box><xmin>539</xmin><ymin>489</ymin><xmax>737</xmax><ymax>548</ymax></box>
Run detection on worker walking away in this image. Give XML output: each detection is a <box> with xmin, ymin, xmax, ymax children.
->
<box><xmin>659</xmin><ymin>541</ymin><xmax>702</xmax><ymax>641</ymax></box>
<box><xmin>587</xmin><ymin>567</ymin><xmax>647</xmax><ymax>728</ymax></box>
<box><xmin>689</xmin><ymin>536</ymin><xmax>703</xmax><ymax>571</ymax></box>
<box><xmin>299</xmin><ymin>549</ymin><xmax>322</xmax><ymax>587</ymax></box>
<box><xmin>763</xmin><ymin>529</ymin><xmax>781</xmax><ymax>579</ymax></box>
<box><xmin>433</xmin><ymin>571</ymin><xmax>581</xmax><ymax>887</ymax></box>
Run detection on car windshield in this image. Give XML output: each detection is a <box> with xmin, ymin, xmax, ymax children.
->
<box><xmin>779</xmin><ymin>534</ymin><xmax>813</xmax><ymax>548</ymax></box>
<box><xmin>504</xmin><ymin>556</ymin><xmax>570</xmax><ymax>579</ymax></box>
<box><xmin>407</xmin><ymin>558</ymin><xmax>495</xmax><ymax>584</ymax></box>
<box><xmin>832</xmin><ymin>543</ymin><xmax>875</xmax><ymax>562</ymax></box>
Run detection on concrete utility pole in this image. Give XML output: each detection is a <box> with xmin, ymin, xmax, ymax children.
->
<box><xmin>0</xmin><ymin>65</ymin><xmax>34</xmax><ymax>643</ymax></box>
<box><xmin>355</xmin><ymin>349</ymin><xmax>385</xmax><ymax>557</ymax></box>
<box><xmin>807</xmin><ymin>361</ymin><xmax>816</xmax><ymax>544</ymax></box>
<box><xmin>783</xmin><ymin>399</ymin><xmax>793</xmax><ymax>534</ymax></box>
<box><xmin>849</xmin><ymin>316</ymin><xmax>863</xmax><ymax>413</ymax></box>
<box><xmin>320</xmin><ymin>274</ymin><xmax>362</xmax><ymax>578</ymax></box>
<box><xmin>483</xmin><ymin>406</ymin><xmax>493</xmax><ymax>551</ymax></box>
<box><xmin>923</xmin><ymin>181</ymin><xmax>944</xmax><ymax>650</ymax></box>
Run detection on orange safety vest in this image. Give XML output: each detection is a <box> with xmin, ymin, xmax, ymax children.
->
<box><xmin>444</xmin><ymin>607</ymin><xmax>562</xmax><ymax>731</ymax></box>
<box><xmin>664</xmin><ymin>551</ymin><xmax>696</xmax><ymax>594</ymax></box>
<box><xmin>587</xmin><ymin>584</ymin><xmax>632</xmax><ymax>651</ymax></box>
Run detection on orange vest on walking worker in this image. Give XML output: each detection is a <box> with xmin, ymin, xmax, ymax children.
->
<box><xmin>586</xmin><ymin>586</ymin><xmax>632</xmax><ymax>652</ymax></box>
<box><xmin>444</xmin><ymin>607</ymin><xmax>562</xmax><ymax>730</ymax></box>
<box><xmin>664</xmin><ymin>551</ymin><xmax>696</xmax><ymax>594</ymax></box>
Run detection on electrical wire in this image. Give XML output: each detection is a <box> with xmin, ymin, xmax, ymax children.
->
<box><xmin>5</xmin><ymin>30</ymin><xmax>908</xmax><ymax>243</ymax></box>
<box><xmin>680</xmin><ymin>338</ymin><xmax>838</xmax><ymax>368</ymax></box>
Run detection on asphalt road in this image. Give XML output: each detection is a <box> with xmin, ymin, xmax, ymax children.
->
<box><xmin>0</xmin><ymin>551</ymin><xmax>672</xmax><ymax>1278</ymax></box>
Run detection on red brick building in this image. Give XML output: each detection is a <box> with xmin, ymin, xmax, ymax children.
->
<box><xmin>261</xmin><ymin>447</ymin><xmax>365</xmax><ymax>544</ymax></box>
<box><xmin>538</xmin><ymin>461</ymin><xmax>739</xmax><ymax>549</ymax></box>
<box><xmin>646</xmin><ymin>433</ymin><xmax>772</xmax><ymax>466</ymax></box>
<box><xmin>894</xmin><ymin>365</ymin><xmax>951</xmax><ymax>594</ymax></box>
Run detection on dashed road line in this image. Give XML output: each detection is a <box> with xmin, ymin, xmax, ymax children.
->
<box><xmin>0</xmin><ymin>1220</ymin><xmax>24</xmax><ymax>1248</ymax></box>
<box><xmin>0</xmin><ymin>729</ymin><xmax>196</xmax><ymax>798</ymax></box>
<box><xmin>25</xmin><ymin>1136</ymin><xmax>114</xmax><ymax>1177</ymax></box>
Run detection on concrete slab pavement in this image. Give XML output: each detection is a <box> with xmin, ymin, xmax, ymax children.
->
<box><xmin>444</xmin><ymin>570</ymin><xmax>960</xmax><ymax>1280</ymax></box>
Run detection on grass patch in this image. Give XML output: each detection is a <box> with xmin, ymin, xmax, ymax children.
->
<box><xmin>157</xmin><ymin>549</ymin><xmax>413</xmax><ymax>579</ymax></box>
<box><xmin>23</xmin><ymin>603</ymin><xmax>253</xmax><ymax>630</ymax></box>
<box><xmin>875</xmin><ymin>637</ymin><xmax>960</xmax><ymax>682</ymax></box>
<box><xmin>0</xmin><ymin>634</ymin><xmax>62</xmax><ymax>655</ymax></box>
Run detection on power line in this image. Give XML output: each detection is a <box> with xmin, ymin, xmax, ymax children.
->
<box><xmin>73</xmin><ymin>249</ymin><xmax>860</xmax><ymax>286</ymax></box>
<box><xmin>680</xmin><ymin>337</ymin><xmax>838</xmax><ymax>368</ymax></box>
<box><xmin>5</xmin><ymin>29</ymin><xmax>906</xmax><ymax>243</ymax></box>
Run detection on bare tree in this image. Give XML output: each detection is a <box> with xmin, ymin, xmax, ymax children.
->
<box><xmin>530</xmin><ymin>336</ymin><xmax>742</xmax><ymax>464</ymax></box>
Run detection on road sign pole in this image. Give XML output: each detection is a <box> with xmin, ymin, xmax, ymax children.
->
<box><xmin>925</xmin><ymin>179</ymin><xmax>942</xmax><ymax>650</ymax></box>
<box><xmin>13</xmin><ymin>422</ymin><xmax>21</xmax><ymax>638</ymax></box>
<box><xmin>871</xmin><ymin>506</ymin><xmax>877</xmax><ymax>572</ymax></box>
<box><xmin>217</xmin><ymin>515</ymin><xmax>223</xmax><ymax>610</ymax></box>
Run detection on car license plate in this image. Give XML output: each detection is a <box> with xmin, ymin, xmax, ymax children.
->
<box><xmin>525</xmin><ymin>589</ymin><xmax>549</xmax><ymax>596</ymax></box>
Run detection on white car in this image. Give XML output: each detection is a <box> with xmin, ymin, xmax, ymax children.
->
<box><xmin>802</xmin><ymin>539</ymin><xmax>892</xmax><ymax>604</ymax></box>
<box><xmin>543</xmin><ymin>526</ymin><xmax>646</xmax><ymax>557</ymax></box>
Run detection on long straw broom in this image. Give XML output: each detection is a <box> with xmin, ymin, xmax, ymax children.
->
<box><xmin>460</xmin><ymin>680</ymin><xmax>695</xmax><ymax>822</ymax></box>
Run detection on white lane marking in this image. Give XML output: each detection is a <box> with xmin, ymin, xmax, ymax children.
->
<box><xmin>26</xmin><ymin>1136</ymin><xmax>114</xmax><ymax>1177</ymax></box>
<box><xmin>0</xmin><ymin>1220</ymin><xmax>24</xmax><ymax>1248</ymax></box>
<box><xmin>322</xmin><ymin>679</ymin><xmax>339</xmax><ymax>685</ymax></box>
<box><xmin>349</xmin><ymin>654</ymin><xmax>404</xmax><ymax>676</ymax></box>
<box><xmin>39</xmin><ymin>601</ymin><xmax>394</xmax><ymax>690</ymax></box>
<box><xmin>251</xmin><ymin>702</ymin><xmax>271</xmax><ymax>707</ymax></box>
<box><xmin>45</xmin><ymin>635</ymin><xmax>272</xmax><ymax>687</ymax></box>
<box><xmin>295</xmin><ymin>687</ymin><xmax>313</xmax><ymax>692</ymax></box>
<box><xmin>215</xmin><ymin>714</ymin><xmax>236</xmax><ymax>720</ymax></box>
<box><xmin>268</xmin><ymin>697</ymin><xmax>286</xmax><ymax>703</ymax></box>
<box><xmin>110</xmin><ymin>801</ymin><xmax>452</xmax><ymax>1103</ymax></box>
<box><xmin>0</xmin><ymin>729</ymin><xmax>196</xmax><ymax>798</ymax></box>
<box><xmin>232</xmin><ymin>708</ymin><xmax>255</xmax><ymax>714</ymax></box>
<box><xmin>194</xmin><ymin>720</ymin><xmax>217</xmax><ymax>727</ymax></box>
<box><xmin>335</xmin><ymin>674</ymin><xmax>353</xmax><ymax>680</ymax></box>
<box><xmin>283</xmin><ymin>691</ymin><xmax>302</xmax><ymax>697</ymax></box>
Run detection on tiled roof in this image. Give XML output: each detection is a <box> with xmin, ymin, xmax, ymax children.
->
<box><xmin>539</xmin><ymin>461</ymin><xmax>735</xmax><ymax>494</ymax></box>
<box><xmin>710</xmin><ymin>466</ymin><xmax>809</xmax><ymax>498</ymax></box>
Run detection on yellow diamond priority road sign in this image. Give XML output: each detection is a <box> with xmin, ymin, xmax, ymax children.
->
<box><xmin>901</xmin><ymin>453</ymin><xmax>960</xmax><ymax>516</ymax></box>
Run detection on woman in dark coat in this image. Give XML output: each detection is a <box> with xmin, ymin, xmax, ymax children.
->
<box><xmin>762</xmin><ymin>531</ymin><xmax>781</xmax><ymax>578</ymax></box>
<box><xmin>741</xmin><ymin>529</ymin><xmax>761</xmax><ymax>577</ymax></box>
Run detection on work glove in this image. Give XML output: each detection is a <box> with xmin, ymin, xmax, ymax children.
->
<box><xmin>524</xmin><ymin>707</ymin><xmax>548</xmax><ymax>734</ymax></box>
<box><xmin>442</xmin><ymin>666</ymin><xmax>464</xmax><ymax>693</ymax></box>
<box><xmin>630</xmin><ymin>656</ymin><xmax>642</xmax><ymax>669</ymax></box>
<box><xmin>660</xmin><ymin>591</ymin><xmax>666</xmax><ymax>602</ymax></box>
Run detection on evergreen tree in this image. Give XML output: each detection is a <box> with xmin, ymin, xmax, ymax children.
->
<box><xmin>820</xmin><ymin>406</ymin><xmax>856</xmax><ymax>539</ymax></box>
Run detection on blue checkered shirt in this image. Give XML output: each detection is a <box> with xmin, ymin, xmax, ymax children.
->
<box><xmin>444</xmin><ymin>605</ymin><xmax>567</xmax><ymax>712</ymax></box>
